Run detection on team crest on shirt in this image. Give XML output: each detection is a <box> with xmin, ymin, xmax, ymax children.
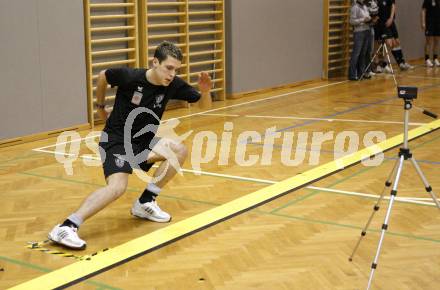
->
<box><xmin>131</xmin><ymin>87</ymin><xmax>143</xmax><ymax>105</ymax></box>
<box><xmin>153</xmin><ymin>94</ymin><xmax>165</xmax><ymax>108</ymax></box>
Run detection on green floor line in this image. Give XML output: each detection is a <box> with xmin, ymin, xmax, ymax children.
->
<box><xmin>0</xmin><ymin>255</ymin><xmax>50</xmax><ymax>273</ymax></box>
<box><xmin>5</xmin><ymin>81</ymin><xmax>440</xmax><ymax>289</ymax></box>
<box><xmin>412</xmin><ymin>132</ymin><xmax>440</xmax><ymax>148</ymax></box>
<box><xmin>270</xmin><ymin>212</ymin><xmax>440</xmax><ymax>244</ymax></box>
<box><xmin>17</xmin><ymin>171</ymin><xmax>440</xmax><ymax>245</ymax></box>
<box><xmin>317</xmin><ymin>189</ymin><xmax>438</xmax><ymax>208</ymax></box>
<box><xmin>270</xmin><ymin>165</ymin><xmax>373</xmax><ymax>214</ymax></box>
<box><xmin>22</xmin><ymin>167</ymin><xmax>436</xmax><ymax>216</ymax></box>
<box><xmin>269</xmin><ymin>191</ymin><xmax>321</xmax><ymax>213</ymax></box>
<box><xmin>18</xmin><ymin>131</ymin><xmax>440</xmax><ymax>216</ymax></box>
<box><xmin>19</xmin><ymin>171</ymin><xmax>219</xmax><ymax>207</ymax></box>
<box><xmin>272</xmin><ymin>131</ymin><xmax>440</xmax><ymax>213</ymax></box>
<box><xmin>0</xmin><ymin>255</ymin><xmax>122</xmax><ymax>290</ymax></box>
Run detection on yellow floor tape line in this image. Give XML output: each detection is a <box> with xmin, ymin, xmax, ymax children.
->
<box><xmin>9</xmin><ymin>119</ymin><xmax>440</xmax><ymax>290</ymax></box>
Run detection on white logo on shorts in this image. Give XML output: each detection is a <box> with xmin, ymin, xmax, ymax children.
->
<box><xmin>114</xmin><ymin>156</ymin><xmax>125</xmax><ymax>168</ymax></box>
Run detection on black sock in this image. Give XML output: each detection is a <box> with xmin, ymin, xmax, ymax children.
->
<box><xmin>426</xmin><ymin>54</ymin><xmax>430</xmax><ymax>61</ymax></box>
<box><xmin>397</xmin><ymin>49</ymin><xmax>405</xmax><ymax>64</ymax></box>
<box><xmin>139</xmin><ymin>189</ymin><xmax>158</xmax><ymax>203</ymax></box>
<box><xmin>381</xmin><ymin>61</ymin><xmax>388</xmax><ymax>67</ymax></box>
<box><xmin>392</xmin><ymin>49</ymin><xmax>403</xmax><ymax>64</ymax></box>
<box><xmin>61</xmin><ymin>219</ymin><xmax>79</xmax><ymax>229</ymax></box>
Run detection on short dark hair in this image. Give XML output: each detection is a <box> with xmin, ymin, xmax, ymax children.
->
<box><xmin>154</xmin><ymin>41</ymin><xmax>183</xmax><ymax>63</ymax></box>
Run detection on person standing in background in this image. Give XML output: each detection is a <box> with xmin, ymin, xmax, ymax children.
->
<box><xmin>363</xmin><ymin>0</ymin><xmax>380</xmax><ymax>78</ymax></box>
<box><xmin>374</xmin><ymin>0</ymin><xmax>413</xmax><ymax>73</ymax></box>
<box><xmin>348</xmin><ymin>0</ymin><xmax>372</xmax><ymax>81</ymax></box>
<box><xmin>422</xmin><ymin>0</ymin><xmax>440</xmax><ymax>67</ymax></box>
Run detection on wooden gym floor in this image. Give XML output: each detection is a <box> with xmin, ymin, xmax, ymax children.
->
<box><xmin>1</xmin><ymin>65</ymin><xmax>440</xmax><ymax>289</ymax></box>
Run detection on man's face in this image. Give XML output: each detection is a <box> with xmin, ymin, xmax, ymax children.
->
<box><xmin>152</xmin><ymin>56</ymin><xmax>181</xmax><ymax>86</ymax></box>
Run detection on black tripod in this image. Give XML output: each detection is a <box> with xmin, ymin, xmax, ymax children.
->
<box><xmin>360</xmin><ymin>36</ymin><xmax>398</xmax><ymax>87</ymax></box>
<box><xmin>348</xmin><ymin>86</ymin><xmax>440</xmax><ymax>290</ymax></box>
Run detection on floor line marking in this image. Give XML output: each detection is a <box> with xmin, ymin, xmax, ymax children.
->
<box><xmin>31</xmin><ymin>139</ymin><xmax>440</xmax><ymax>215</ymax></box>
<box><xmin>204</xmin><ymin>113</ymin><xmax>425</xmax><ymax>126</ymax></box>
<box><xmin>31</xmin><ymin>81</ymin><xmax>348</xmax><ymax>152</ymax></box>
<box><xmin>307</xmin><ymin>186</ymin><xmax>439</xmax><ymax>206</ymax></box>
<box><xmin>34</xmin><ymin>134</ymin><xmax>101</xmax><ymax>151</ymax></box>
<box><xmin>29</xmin><ymin>78</ymin><xmax>440</xmax><ymax>152</ymax></box>
<box><xmin>11</xmin><ymin>120</ymin><xmax>439</xmax><ymax>290</ymax></box>
<box><xmin>171</xmin><ymin>81</ymin><xmax>349</xmax><ymax>121</ymax></box>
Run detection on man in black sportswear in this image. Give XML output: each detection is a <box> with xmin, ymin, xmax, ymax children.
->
<box><xmin>48</xmin><ymin>41</ymin><xmax>212</xmax><ymax>249</ymax></box>
<box><xmin>374</xmin><ymin>0</ymin><xmax>413</xmax><ymax>72</ymax></box>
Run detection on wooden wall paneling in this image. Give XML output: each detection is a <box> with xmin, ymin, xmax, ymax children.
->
<box><xmin>145</xmin><ymin>0</ymin><xmax>189</xmax><ymax>109</ymax></box>
<box><xmin>188</xmin><ymin>0</ymin><xmax>225</xmax><ymax>101</ymax></box>
<box><xmin>325</xmin><ymin>0</ymin><xmax>352</xmax><ymax>79</ymax></box>
<box><xmin>85</xmin><ymin>0</ymin><xmax>139</xmax><ymax>124</ymax></box>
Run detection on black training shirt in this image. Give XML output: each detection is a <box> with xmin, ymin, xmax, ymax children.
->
<box><xmin>103</xmin><ymin>67</ymin><xmax>200</xmax><ymax>147</ymax></box>
<box><xmin>423</xmin><ymin>0</ymin><xmax>440</xmax><ymax>22</ymax></box>
<box><xmin>378</xmin><ymin>0</ymin><xmax>395</xmax><ymax>23</ymax></box>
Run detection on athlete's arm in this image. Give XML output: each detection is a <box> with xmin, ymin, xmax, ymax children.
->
<box><xmin>96</xmin><ymin>70</ymin><xmax>109</xmax><ymax>121</ymax></box>
<box><xmin>197</xmin><ymin>71</ymin><xmax>212</xmax><ymax>109</ymax></box>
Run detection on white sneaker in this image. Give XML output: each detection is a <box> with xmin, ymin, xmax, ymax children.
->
<box><xmin>48</xmin><ymin>224</ymin><xmax>86</xmax><ymax>249</ymax></box>
<box><xmin>426</xmin><ymin>59</ymin><xmax>434</xmax><ymax>67</ymax></box>
<box><xmin>399</xmin><ymin>62</ymin><xmax>408</xmax><ymax>71</ymax></box>
<box><xmin>375</xmin><ymin>65</ymin><xmax>384</xmax><ymax>73</ymax></box>
<box><xmin>367</xmin><ymin>71</ymin><xmax>376</xmax><ymax>77</ymax></box>
<box><xmin>384</xmin><ymin>65</ymin><xmax>393</xmax><ymax>73</ymax></box>
<box><xmin>131</xmin><ymin>199</ymin><xmax>171</xmax><ymax>223</ymax></box>
<box><xmin>403</xmin><ymin>62</ymin><xmax>414</xmax><ymax>70</ymax></box>
<box><xmin>435</xmin><ymin>59</ymin><xmax>440</xmax><ymax>67</ymax></box>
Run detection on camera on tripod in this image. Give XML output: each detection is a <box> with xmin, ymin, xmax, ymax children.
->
<box><xmin>397</xmin><ymin>86</ymin><xmax>417</xmax><ymax>100</ymax></box>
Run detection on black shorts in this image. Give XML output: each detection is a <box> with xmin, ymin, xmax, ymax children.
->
<box><xmin>374</xmin><ymin>22</ymin><xmax>399</xmax><ymax>41</ymax></box>
<box><xmin>426</xmin><ymin>21</ymin><xmax>440</xmax><ymax>36</ymax></box>
<box><xmin>99</xmin><ymin>140</ymin><xmax>159</xmax><ymax>179</ymax></box>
